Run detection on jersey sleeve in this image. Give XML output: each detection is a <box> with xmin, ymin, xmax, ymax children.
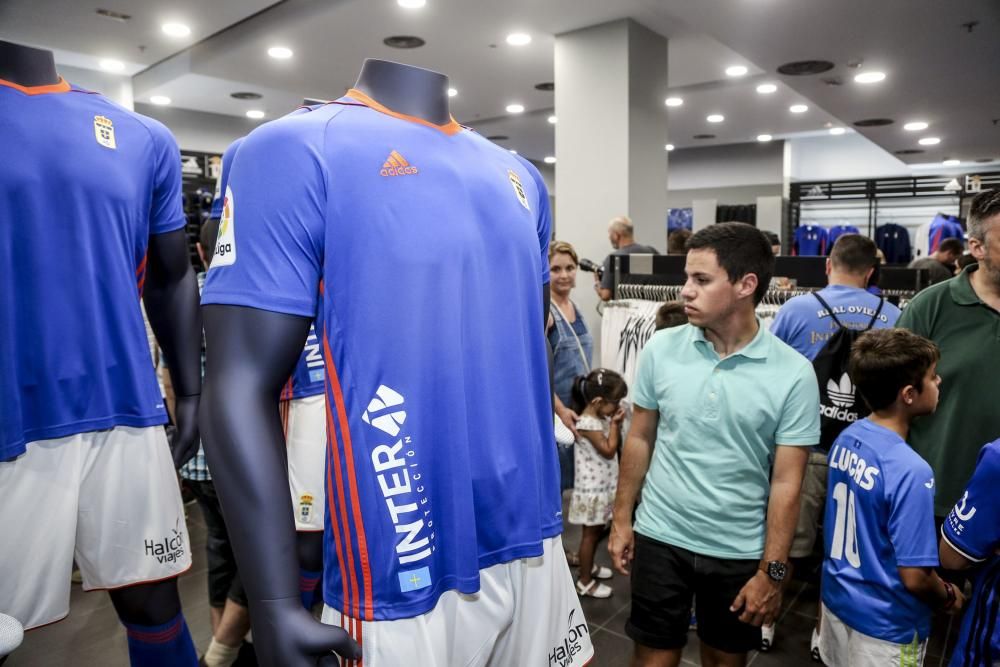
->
<box><xmin>631</xmin><ymin>337</ymin><xmax>660</xmax><ymax>411</ymax></box>
<box><xmin>147</xmin><ymin>120</ymin><xmax>186</xmax><ymax>235</ymax></box>
<box><xmin>942</xmin><ymin>441</ymin><xmax>1000</xmax><ymax>562</ymax></box>
<box><xmin>887</xmin><ymin>458</ymin><xmax>940</xmax><ymax>567</ymax></box>
<box><xmin>775</xmin><ymin>360</ymin><xmax>820</xmax><ymax>445</ymax></box>
<box><xmin>211</xmin><ymin>137</ymin><xmax>244</xmax><ymax>220</ymax></box>
<box><xmin>201</xmin><ymin>118</ymin><xmax>327</xmax><ymax>318</ymax></box>
<box><xmin>516</xmin><ymin>156</ymin><xmax>551</xmax><ymax>284</ymax></box>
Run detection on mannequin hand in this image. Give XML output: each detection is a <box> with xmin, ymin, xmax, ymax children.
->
<box><xmin>169</xmin><ymin>394</ymin><xmax>200</xmax><ymax>469</ymax></box>
<box><xmin>250</xmin><ymin>597</ymin><xmax>361</xmax><ymax>667</ymax></box>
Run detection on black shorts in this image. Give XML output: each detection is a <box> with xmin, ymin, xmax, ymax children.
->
<box><xmin>625</xmin><ymin>533</ymin><xmax>761</xmax><ymax>655</ymax></box>
<box><xmin>189</xmin><ymin>480</ymin><xmax>248</xmax><ymax>608</ymax></box>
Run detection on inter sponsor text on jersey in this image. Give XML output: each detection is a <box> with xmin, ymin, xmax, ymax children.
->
<box><xmin>942</xmin><ymin>440</ymin><xmax>1000</xmax><ymax>667</ymax></box>
<box><xmin>822</xmin><ymin>419</ymin><xmax>939</xmax><ymax>643</ymax></box>
<box><xmin>202</xmin><ymin>90</ymin><xmax>560</xmax><ymax>621</ymax></box>
<box><xmin>0</xmin><ymin>78</ymin><xmax>183</xmax><ymax>460</ymax></box>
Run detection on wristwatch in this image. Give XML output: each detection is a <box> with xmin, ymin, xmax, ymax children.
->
<box><xmin>760</xmin><ymin>560</ymin><xmax>788</xmax><ymax>583</ymax></box>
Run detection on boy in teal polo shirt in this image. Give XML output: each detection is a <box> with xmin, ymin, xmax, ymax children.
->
<box><xmin>610</xmin><ymin>222</ymin><xmax>820</xmax><ymax>667</ymax></box>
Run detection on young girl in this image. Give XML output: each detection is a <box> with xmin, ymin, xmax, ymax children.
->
<box><xmin>569</xmin><ymin>368</ymin><xmax>627</xmax><ymax>598</ymax></box>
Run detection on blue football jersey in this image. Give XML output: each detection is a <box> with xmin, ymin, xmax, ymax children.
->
<box><xmin>0</xmin><ymin>77</ymin><xmax>183</xmax><ymax>460</ymax></box>
<box><xmin>770</xmin><ymin>285</ymin><xmax>901</xmax><ymax>361</ymax></box>
<box><xmin>202</xmin><ymin>90</ymin><xmax>560</xmax><ymax>621</ymax></box>
<box><xmin>929</xmin><ymin>215</ymin><xmax>964</xmax><ymax>253</ymax></box>
<box><xmin>943</xmin><ymin>440</ymin><xmax>1000</xmax><ymax>667</ymax></box>
<box><xmin>793</xmin><ymin>225</ymin><xmax>828</xmax><ymax>256</ymax></box>
<box><xmin>822</xmin><ymin>419</ymin><xmax>939</xmax><ymax>643</ymax></box>
<box><xmin>826</xmin><ymin>225</ymin><xmax>860</xmax><ymax>251</ymax></box>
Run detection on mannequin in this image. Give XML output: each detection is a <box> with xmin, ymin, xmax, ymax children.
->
<box><xmin>202</xmin><ymin>59</ymin><xmax>556</xmax><ymax>666</ymax></box>
<box><xmin>0</xmin><ymin>40</ymin><xmax>201</xmax><ymax>665</ymax></box>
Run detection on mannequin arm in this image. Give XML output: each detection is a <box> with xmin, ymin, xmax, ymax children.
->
<box><xmin>144</xmin><ymin>229</ymin><xmax>202</xmax><ymax>467</ymax></box>
<box><xmin>201</xmin><ymin>304</ymin><xmax>360</xmax><ymax>666</ymax></box>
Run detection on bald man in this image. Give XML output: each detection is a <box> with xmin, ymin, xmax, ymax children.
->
<box><xmin>597</xmin><ymin>216</ymin><xmax>660</xmax><ymax>301</ymax></box>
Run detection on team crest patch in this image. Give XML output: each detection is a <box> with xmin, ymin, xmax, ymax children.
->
<box><xmin>299</xmin><ymin>493</ymin><xmax>314</xmax><ymax>525</ymax></box>
<box><xmin>94</xmin><ymin>115</ymin><xmax>116</xmax><ymax>149</ymax></box>
<box><xmin>212</xmin><ymin>186</ymin><xmax>236</xmax><ymax>267</ymax></box>
<box><xmin>508</xmin><ymin>169</ymin><xmax>530</xmax><ymax>211</ymax></box>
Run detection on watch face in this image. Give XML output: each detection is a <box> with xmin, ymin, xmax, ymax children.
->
<box><xmin>768</xmin><ymin>561</ymin><xmax>787</xmax><ymax>581</ymax></box>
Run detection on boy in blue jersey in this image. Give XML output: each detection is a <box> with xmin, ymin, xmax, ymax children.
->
<box><xmin>819</xmin><ymin>329</ymin><xmax>965</xmax><ymax>666</ymax></box>
<box><xmin>939</xmin><ymin>438</ymin><xmax>1000</xmax><ymax>667</ymax></box>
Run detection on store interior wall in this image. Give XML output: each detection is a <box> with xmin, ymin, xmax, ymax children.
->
<box><xmin>134</xmin><ymin>104</ymin><xmax>265</xmax><ymax>154</ymax></box>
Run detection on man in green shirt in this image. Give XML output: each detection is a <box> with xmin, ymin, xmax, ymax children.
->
<box><xmin>897</xmin><ymin>189</ymin><xmax>1000</xmax><ymax>518</ymax></box>
<box><xmin>610</xmin><ymin>223</ymin><xmax>819</xmax><ymax>667</ymax></box>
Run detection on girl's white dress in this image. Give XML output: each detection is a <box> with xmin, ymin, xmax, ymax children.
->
<box><xmin>568</xmin><ymin>415</ymin><xmax>618</xmax><ymax>526</ymax></box>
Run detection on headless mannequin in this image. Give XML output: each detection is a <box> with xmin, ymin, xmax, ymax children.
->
<box><xmin>1</xmin><ymin>37</ymin><xmax>202</xmax><ymax>634</ymax></box>
<box><xmin>201</xmin><ymin>58</ymin><xmax>551</xmax><ymax>666</ymax></box>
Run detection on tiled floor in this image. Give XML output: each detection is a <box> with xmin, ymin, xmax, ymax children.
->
<box><xmin>9</xmin><ymin>501</ymin><xmax>962</xmax><ymax>666</ymax></box>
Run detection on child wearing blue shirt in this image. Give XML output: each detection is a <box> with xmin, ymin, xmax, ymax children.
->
<box><xmin>820</xmin><ymin>328</ymin><xmax>965</xmax><ymax>666</ymax></box>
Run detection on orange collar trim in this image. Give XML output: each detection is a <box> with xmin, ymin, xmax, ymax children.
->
<box><xmin>0</xmin><ymin>76</ymin><xmax>71</xmax><ymax>96</ymax></box>
<box><xmin>345</xmin><ymin>88</ymin><xmax>462</xmax><ymax>136</ymax></box>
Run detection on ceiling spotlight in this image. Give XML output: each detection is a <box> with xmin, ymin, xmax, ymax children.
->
<box><xmin>706</xmin><ymin>114</ymin><xmax>724</xmax><ymax>123</ymax></box>
<box><xmin>665</xmin><ymin>143</ymin><xmax>675</xmax><ymax>151</ymax></box>
<box><xmin>267</xmin><ymin>46</ymin><xmax>293</xmax><ymax>59</ymax></box>
<box><xmin>506</xmin><ymin>103</ymin><xmax>524</xmax><ymax>114</ymax></box>
<box><xmin>543</xmin><ymin>156</ymin><xmax>556</xmax><ymax>164</ymax></box>
<box><xmin>665</xmin><ymin>97</ymin><xmax>683</xmax><ymax>107</ymax></box>
<box><xmin>943</xmin><ymin>159</ymin><xmax>961</xmax><ymax>166</ymax></box>
<box><xmin>99</xmin><ymin>59</ymin><xmax>125</xmax><ymax>72</ymax></box>
<box><xmin>725</xmin><ymin>65</ymin><xmax>748</xmax><ymax>77</ymax></box>
<box><xmin>789</xmin><ymin>104</ymin><xmax>808</xmax><ymax>113</ymax></box>
<box><xmin>397</xmin><ymin>0</ymin><xmax>426</xmax><ymax>7</ymax></box>
<box><xmin>509</xmin><ymin>149</ymin><xmax>518</xmax><ymax>154</ymax></box>
<box><xmin>547</xmin><ymin>115</ymin><xmax>557</xmax><ymax>124</ymax></box>
<box><xmin>756</xmin><ymin>83</ymin><xmax>777</xmax><ymax>94</ymax></box>
<box><xmin>506</xmin><ymin>33</ymin><xmax>531</xmax><ymax>46</ymax></box>
<box><xmin>150</xmin><ymin>95</ymin><xmax>171</xmax><ymax>105</ymax></box>
<box><xmin>447</xmin><ymin>88</ymin><xmax>458</xmax><ymax>97</ymax></box>
<box><xmin>245</xmin><ymin>110</ymin><xmax>265</xmax><ymax>119</ymax></box>
<box><xmin>161</xmin><ymin>22</ymin><xmax>191</xmax><ymax>38</ymax></box>
<box><xmin>918</xmin><ymin>137</ymin><xmax>941</xmax><ymax>145</ymax></box>
<box><xmin>854</xmin><ymin>71</ymin><xmax>886</xmax><ymax>84</ymax></box>
<box><xmin>829</xmin><ymin>127</ymin><xmax>846</xmax><ymax>135</ymax></box>
<box><xmin>757</xmin><ymin>134</ymin><xmax>773</xmax><ymax>142</ymax></box>
<box><xmin>903</xmin><ymin>121</ymin><xmax>929</xmax><ymax>131</ymax></box>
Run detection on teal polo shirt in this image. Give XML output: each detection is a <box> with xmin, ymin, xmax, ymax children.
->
<box><xmin>897</xmin><ymin>265</ymin><xmax>1000</xmax><ymax>516</ymax></box>
<box><xmin>632</xmin><ymin>321</ymin><xmax>820</xmax><ymax>560</ymax></box>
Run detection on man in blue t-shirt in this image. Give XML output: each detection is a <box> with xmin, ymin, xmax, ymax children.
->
<box><xmin>819</xmin><ymin>329</ymin><xmax>965</xmax><ymax>666</ymax></box>
<box><xmin>940</xmin><ymin>438</ymin><xmax>1000</xmax><ymax>667</ymax></box>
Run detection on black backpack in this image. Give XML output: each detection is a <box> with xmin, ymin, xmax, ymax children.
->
<box><xmin>811</xmin><ymin>292</ymin><xmax>884</xmax><ymax>452</ymax></box>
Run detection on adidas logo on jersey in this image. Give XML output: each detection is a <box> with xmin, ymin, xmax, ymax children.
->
<box><xmin>827</xmin><ymin>373</ymin><xmax>855</xmax><ymax>408</ymax></box>
<box><xmin>362</xmin><ymin>385</ymin><xmax>407</xmax><ymax>436</ymax></box>
<box><xmin>380</xmin><ymin>150</ymin><xmax>418</xmax><ymax>177</ymax></box>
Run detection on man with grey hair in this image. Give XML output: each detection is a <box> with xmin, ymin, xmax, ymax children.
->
<box><xmin>597</xmin><ymin>215</ymin><xmax>660</xmax><ymax>301</ymax></box>
<box><xmin>897</xmin><ymin>188</ymin><xmax>1000</xmax><ymax>526</ymax></box>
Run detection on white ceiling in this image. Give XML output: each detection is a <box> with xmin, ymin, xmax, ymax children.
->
<box><xmin>3</xmin><ymin>0</ymin><xmax>998</xmax><ymax>166</ymax></box>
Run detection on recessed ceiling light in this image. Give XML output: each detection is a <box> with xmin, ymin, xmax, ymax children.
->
<box><xmin>509</xmin><ymin>149</ymin><xmax>518</xmax><ymax>154</ymax></box>
<box><xmin>543</xmin><ymin>156</ymin><xmax>556</xmax><ymax>164</ymax></box>
<box><xmin>665</xmin><ymin>143</ymin><xmax>675</xmax><ymax>151</ymax></box>
<box><xmin>777</xmin><ymin>60</ymin><xmax>835</xmax><ymax>76</ymax></box>
<box><xmin>447</xmin><ymin>87</ymin><xmax>458</xmax><ymax>97</ymax></box>
<box><xmin>506</xmin><ymin>32</ymin><xmax>531</xmax><ymax>46</ymax></box>
<box><xmin>854</xmin><ymin>71</ymin><xmax>886</xmax><ymax>84</ymax></box>
<box><xmin>756</xmin><ymin>83</ymin><xmax>777</xmax><ymax>94</ymax></box>
<box><xmin>943</xmin><ymin>159</ymin><xmax>961</xmax><ymax>166</ymax></box>
<box><xmin>383</xmin><ymin>35</ymin><xmax>425</xmax><ymax>49</ymax></box>
<box><xmin>230</xmin><ymin>91</ymin><xmax>263</xmax><ymax>100</ymax></box>
<box><xmin>903</xmin><ymin>121</ymin><xmax>929</xmax><ymax>131</ymax></box>
<box><xmin>397</xmin><ymin>0</ymin><xmax>426</xmax><ymax>8</ymax></box>
<box><xmin>726</xmin><ymin>65</ymin><xmax>748</xmax><ymax>77</ymax></box>
<box><xmin>245</xmin><ymin>110</ymin><xmax>265</xmax><ymax>119</ymax></box>
<box><xmin>757</xmin><ymin>134</ymin><xmax>773</xmax><ymax>142</ymax></box>
<box><xmin>665</xmin><ymin>96</ymin><xmax>683</xmax><ymax>107</ymax></box>
<box><xmin>150</xmin><ymin>95</ymin><xmax>171</xmax><ymax>105</ymax></box>
<box><xmin>706</xmin><ymin>114</ymin><xmax>724</xmax><ymax>123</ymax></box>
<box><xmin>506</xmin><ymin>103</ymin><xmax>524</xmax><ymax>114</ymax></box>
<box><xmin>829</xmin><ymin>127</ymin><xmax>846</xmax><ymax>135</ymax></box>
<box><xmin>99</xmin><ymin>59</ymin><xmax>125</xmax><ymax>72</ymax></box>
<box><xmin>547</xmin><ymin>115</ymin><xmax>557</xmax><ymax>124</ymax></box>
<box><xmin>161</xmin><ymin>22</ymin><xmax>191</xmax><ymax>38</ymax></box>
<box><xmin>267</xmin><ymin>46</ymin><xmax>293</xmax><ymax>59</ymax></box>
<box><xmin>918</xmin><ymin>137</ymin><xmax>941</xmax><ymax>146</ymax></box>
<box><xmin>789</xmin><ymin>104</ymin><xmax>808</xmax><ymax>113</ymax></box>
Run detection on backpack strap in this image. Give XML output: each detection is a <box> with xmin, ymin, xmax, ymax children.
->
<box><xmin>864</xmin><ymin>298</ymin><xmax>885</xmax><ymax>331</ymax></box>
<box><xmin>812</xmin><ymin>292</ymin><xmax>845</xmax><ymax>329</ymax></box>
